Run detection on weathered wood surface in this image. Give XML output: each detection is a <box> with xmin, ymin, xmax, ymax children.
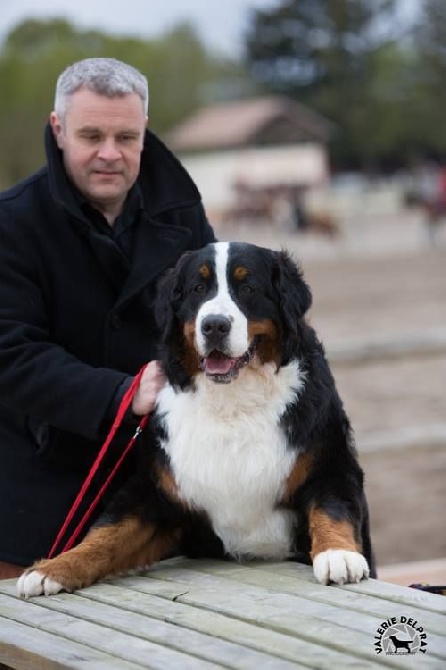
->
<box><xmin>0</xmin><ymin>558</ymin><xmax>445</xmax><ymax>669</ymax></box>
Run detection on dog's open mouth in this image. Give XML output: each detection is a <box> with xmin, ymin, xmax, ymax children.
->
<box><xmin>200</xmin><ymin>342</ymin><xmax>256</xmax><ymax>383</ymax></box>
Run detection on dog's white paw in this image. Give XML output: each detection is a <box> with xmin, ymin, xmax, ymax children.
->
<box><xmin>313</xmin><ymin>549</ymin><xmax>370</xmax><ymax>585</ymax></box>
<box><xmin>17</xmin><ymin>570</ymin><xmax>65</xmax><ymax>599</ymax></box>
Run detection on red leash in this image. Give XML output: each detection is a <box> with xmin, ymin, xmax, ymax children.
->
<box><xmin>48</xmin><ymin>365</ymin><xmax>149</xmax><ymax>558</ymax></box>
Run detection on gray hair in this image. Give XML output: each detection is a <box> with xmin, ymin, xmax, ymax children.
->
<box><xmin>54</xmin><ymin>57</ymin><xmax>149</xmax><ymax>119</ymax></box>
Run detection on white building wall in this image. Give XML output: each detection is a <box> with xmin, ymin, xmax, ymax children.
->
<box><xmin>180</xmin><ymin>143</ymin><xmax>329</xmax><ymax>212</ymax></box>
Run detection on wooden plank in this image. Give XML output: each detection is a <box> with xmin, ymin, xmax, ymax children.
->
<box><xmin>107</xmin><ymin>576</ymin><xmax>426</xmax><ymax>668</ymax></box>
<box><xmin>0</xmin><ymin>591</ymin><xmax>301</xmax><ymax>670</ymax></box>
<box><xmin>172</xmin><ymin>560</ymin><xmax>446</xmax><ymax>637</ymax></box>
<box><xmin>135</xmin><ymin>569</ymin><xmax>446</xmax><ymax>662</ymax></box>
<box><xmin>130</xmin><ymin>565</ymin><xmax>419</xmax><ymax>635</ymax></box>
<box><xmin>181</xmin><ymin>575</ymin><xmax>446</xmax><ymax>661</ymax></box>
<box><xmin>249</xmin><ymin>561</ymin><xmax>446</xmax><ymax>615</ymax></box>
<box><xmin>0</xmin><ymin>618</ymin><xmax>141</xmax><ymax>670</ymax></box>
<box><xmin>0</xmin><ymin>592</ymin><xmax>219</xmax><ymax>670</ymax></box>
<box><xmin>3</xmin><ymin>557</ymin><xmax>446</xmax><ymax>669</ymax></box>
<box><xmin>66</xmin><ymin>583</ymin><xmax>387</xmax><ymax>669</ymax></box>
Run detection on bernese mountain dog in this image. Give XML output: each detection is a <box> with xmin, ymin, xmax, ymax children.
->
<box><xmin>18</xmin><ymin>241</ymin><xmax>375</xmax><ymax>598</ymax></box>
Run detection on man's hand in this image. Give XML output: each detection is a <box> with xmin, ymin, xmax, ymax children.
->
<box><xmin>131</xmin><ymin>361</ymin><xmax>165</xmax><ymax>416</ymax></box>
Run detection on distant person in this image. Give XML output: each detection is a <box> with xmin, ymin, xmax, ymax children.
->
<box><xmin>416</xmin><ymin>161</ymin><xmax>446</xmax><ymax>247</ymax></box>
<box><xmin>427</xmin><ymin>164</ymin><xmax>446</xmax><ymax>247</ymax></box>
<box><xmin>291</xmin><ymin>185</ymin><xmax>309</xmax><ymax>231</ymax></box>
<box><xmin>0</xmin><ymin>57</ymin><xmax>215</xmax><ymax>578</ymax></box>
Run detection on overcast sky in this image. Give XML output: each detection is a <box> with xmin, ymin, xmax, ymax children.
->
<box><xmin>0</xmin><ymin>0</ymin><xmax>421</xmax><ymax>59</ymax></box>
<box><xmin>0</xmin><ymin>0</ymin><xmax>278</xmax><ymax>56</ymax></box>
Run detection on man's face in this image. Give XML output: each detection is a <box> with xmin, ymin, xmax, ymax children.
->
<box><xmin>50</xmin><ymin>88</ymin><xmax>147</xmax><ymax>219</ymax></box>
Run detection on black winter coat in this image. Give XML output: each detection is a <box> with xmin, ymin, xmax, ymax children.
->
<box><xmin>0</xmin><ymin>125</ymin><xmax>215</xmax><ymax>565</ymax></box>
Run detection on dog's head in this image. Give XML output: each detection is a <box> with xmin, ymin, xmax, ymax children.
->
<box><xmin>156</xmin><ymin>242</ymin><xmax>312</xmax><ymax>388</ymax></box>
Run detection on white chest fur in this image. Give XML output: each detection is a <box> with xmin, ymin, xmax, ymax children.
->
<box><xmin>157</xmin><ymin>360</ymin><xmax>305</xmax><ymax>559</ymax></box>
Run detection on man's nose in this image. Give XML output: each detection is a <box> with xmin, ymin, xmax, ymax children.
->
<box><xmin>97</xmin><ymin>139</ymin><xmax>121</xmax><ymax>161</ymax></box>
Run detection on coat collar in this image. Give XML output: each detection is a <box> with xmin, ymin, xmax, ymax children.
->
<box><xmin>44</xmin><ymin>124</ymin><xmax>199</xmax><ymax>305</ymax></box>
<box><xmin>115</xmin><ymin>214</ymin><xmax>192</xmax><ymax>310</ymax></box>
<box><xmin>44</xmin><ymin>123</ymin><xmax>202</xmax><ymax>223</ymax></box>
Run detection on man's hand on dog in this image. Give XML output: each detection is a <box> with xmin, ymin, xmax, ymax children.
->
<box><xmin>132</xmin><ymin>361</ymin><xmax>165</xmax><ymax>416</ymax></box>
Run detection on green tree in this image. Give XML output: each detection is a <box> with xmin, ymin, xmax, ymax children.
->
<box><xmin>244</xmin><ymin>0</ymin><xmax>404</xmax><ymax>167</ymax></box>
<box><xmin>413</xmin><ymin>0</ymin><xmax>446</xmax><ymax>155</ymax></box>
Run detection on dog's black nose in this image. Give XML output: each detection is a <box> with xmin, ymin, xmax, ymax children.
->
<box><xmin>201</xmin><ymin>315</ymin><xmax>231</xmax><ymax>338</ymax></box>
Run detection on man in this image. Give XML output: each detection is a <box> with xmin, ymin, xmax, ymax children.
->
<box><xmin>0</xmin><ymin>57</ymin><xmax>215</xmax><ymax>577</ymax></box>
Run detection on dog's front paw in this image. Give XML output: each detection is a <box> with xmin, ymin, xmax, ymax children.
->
<box><xmin>17</xmin><ymin>569</ymin><xmax>65</xmax><ymax>599</ymax></box>
<box><xmin>313</xmin><ymin>549</ymin><xmax>370</xmax><ymax>585</ymax></box>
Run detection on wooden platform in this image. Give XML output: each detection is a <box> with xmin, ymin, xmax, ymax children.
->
<box><xmin>1</xmin><ymin>557</ymin><xmax>445</xmax><ymax>669</ymax></box>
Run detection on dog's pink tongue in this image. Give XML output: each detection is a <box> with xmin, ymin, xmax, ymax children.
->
<box><xmin>205</xmin><ymin>355</ymin><xmax>236</xmax><ymax>375</ymax></box>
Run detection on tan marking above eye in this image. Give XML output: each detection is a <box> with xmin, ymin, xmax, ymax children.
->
<box><xmin>234</xmin><ymin>266</ymin><xmax>249</xmax><ymax>280</ymax></box>
<box><xmin>199</xmin><ymin>264</ymin><xmax>211</xmax><ymax>279</ymax></box>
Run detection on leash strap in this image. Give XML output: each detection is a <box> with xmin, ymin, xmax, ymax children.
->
<box><xmin>48</xmin><ymin>365</ymin><xmax>148</xmax><ymax>558</ymax></box>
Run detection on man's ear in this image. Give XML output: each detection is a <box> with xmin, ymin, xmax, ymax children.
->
<box><xmin>49</xmin><ymin>111</ymin><xmax>64</xmax><ymax>149</ymax></box>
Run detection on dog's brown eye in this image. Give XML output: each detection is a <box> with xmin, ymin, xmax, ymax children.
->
<box><xmin>240</xmin><ymin>284</ymin><xmax>254</xmax><ymax>295</ymax></box>
<box><xmin>193</xmin><ymin>283</ymin><xmax>206</xmax><ymax>293</ymax></box>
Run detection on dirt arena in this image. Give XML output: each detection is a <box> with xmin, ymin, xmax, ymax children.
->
<box><xmin>217</xmin><ymin>207</ymin><xmax>446</xmax><ymax>573</ymax></box>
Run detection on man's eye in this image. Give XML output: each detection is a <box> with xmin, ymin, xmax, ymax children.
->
<box><xmin>119</xmin><ymin>134</ymin><xmax>138</xmax><ymax>142</ymax></box>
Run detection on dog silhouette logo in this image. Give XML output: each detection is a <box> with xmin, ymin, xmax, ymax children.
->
<box><xmin>374</xmin><ymin>616</ymin><xmax>428</xmax><ymax>655</ymax></box>
<box><xmin>387</xmin><ymin>634</ymin><xmax>413</xmax><ymax>653</ymax></box>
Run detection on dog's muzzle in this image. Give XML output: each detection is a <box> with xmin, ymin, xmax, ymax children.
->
<box><xmin>198</xmin><ymin>314</ymin><xmax>256</xmax><ymax>383</ymax></box>
<box><xmin>199</xmin><ymin>342</ymin><xmax>257</xmax><ymax>383</ymax></box>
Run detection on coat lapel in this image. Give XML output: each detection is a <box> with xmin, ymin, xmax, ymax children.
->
<box><xmin>115</xmin><ymin>215</ymin><xmax>192</xmax><ymax>310</ymax></box>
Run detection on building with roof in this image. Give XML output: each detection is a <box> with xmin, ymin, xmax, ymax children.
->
<box><xmin>167</xmin><ymin>96</ymin><xmax>333</xmax><ymax>152</ymax></box>
<box><xmin>165</xmin><ymin>96</ymin><xmax>334</xmax><ymax>224</ymax></box>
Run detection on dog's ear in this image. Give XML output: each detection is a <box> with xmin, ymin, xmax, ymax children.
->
<box><xmin>155</xmin><ymin>250</ymin><xmax>194</xmax><ymax>333</ymax></box>
<box><xmin>155</xmin><ymin>251</ymin><xmax>194</xmax><ymax>388</ymax></box>
<box><xmin>273</xmin><ymin>250</ymin><xmax>312</xmax><ymax>331</ymax></box>
<box><xmin>155</xmin><ymin>269</ymin><xmax>178</xmax><ymax>345</ymax></box>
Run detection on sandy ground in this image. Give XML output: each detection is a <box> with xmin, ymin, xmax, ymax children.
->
<box><xmin>217</xmin><ymin>208</ymin><xmax>446</xmax><ymax>573</ymax></box>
